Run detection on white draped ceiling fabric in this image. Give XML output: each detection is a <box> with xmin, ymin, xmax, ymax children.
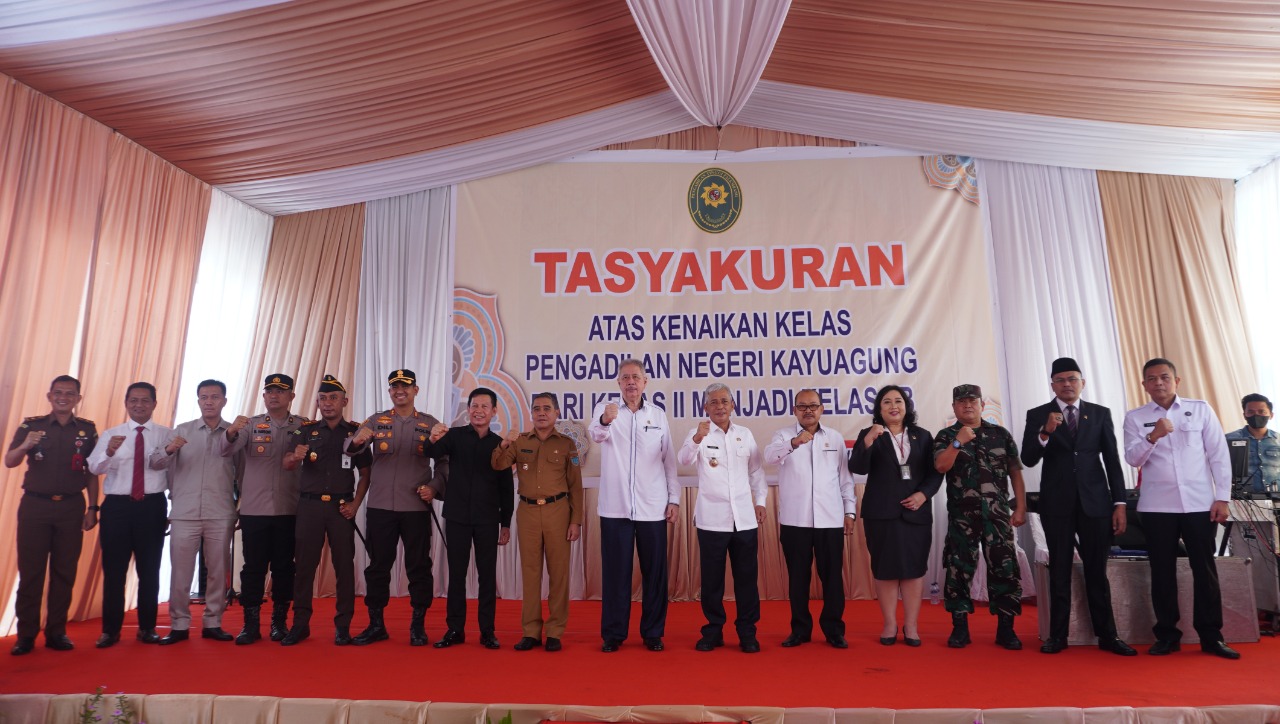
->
<box><xmin>3</xmin><ymin>1</ymin><xmax>1280</xmax><ymax>214</ymax></box>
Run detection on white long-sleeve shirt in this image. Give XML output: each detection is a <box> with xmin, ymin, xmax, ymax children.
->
<box><xmin>1123</xmin><ymin>396</ymin><xmax>1231</xmax><ymax>513</ymax></box>
<box><xmin>88</xmin><ymin>419</ymin><xmax>172</xmax><ymax>496</ymax></box>
<box><xmin>678</xmin><ymin>421</ymin><xmax>766</xmax><ymax>532</ymax></box>
<box><xmin>764</xmin><ymin>423</ymin><xmax>855</xmax><ymax>528</ymax></box>
<box><xmin>588</xmin><ymin>398</ymin><xmax>679</xmax><ymax>521</ymax></box>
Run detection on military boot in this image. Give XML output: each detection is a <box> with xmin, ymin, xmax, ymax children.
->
<box><xmin>947</xmin><ymin>612</ymin><xmax>971</xmax><ymax>649</ymax></box>
<box><xmin>269</xmin><ymin>602</ymin><xmax>291</xmax><ymax>642</ymax></box>
<box><xmin>409</xmin><ymin>606</ymin><xmax>429</xmax><ymax>647</ymax></box>
<box><xmin>334</xmin><ymin>625</ymin><xmax>352</xmax><ymax>646</ymax></box>
<box><xmin>353</xmin><ymin>607</ymin><xmax>389</xmax><ymax>646</ymax></box>
<box><xmin>995</xmin><ymin>613</ymin><xmax>1022</xmax><ymax>650</ymax></box>
<box><xmin>235</xmin><ymin>606</ymin><xmax>261</xmax><ymax>646</ymax></box>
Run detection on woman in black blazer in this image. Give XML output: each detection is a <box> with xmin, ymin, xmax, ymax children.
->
<box><xmin>848</xmin><ymin>385</ymin><xmax>942</xmax><ymax>646</ymax></box>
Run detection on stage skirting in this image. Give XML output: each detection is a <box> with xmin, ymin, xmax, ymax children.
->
<box><xmin>3</xmin><ymin>696</ymin><xmax>1280</xmax><ymax>724</ymax></box>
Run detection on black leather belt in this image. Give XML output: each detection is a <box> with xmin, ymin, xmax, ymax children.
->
<box><xmin>104</xmin><ymin>493</ymin><xmax>164</xmax><ymax>501</ymax></box>
<box><xmin>300</xmin><ymin>491</ymin><xmax>352</xmax><ymax>503</ymax></box>
<box><xmin>519</xmin><ymin>492</ymin><xmax>568</xmax><ymax>506</ymax></box>
<box><xmin>24</xmin><ymin>490</ymin><xmax>79</xmax><ymax>502</ymax></box>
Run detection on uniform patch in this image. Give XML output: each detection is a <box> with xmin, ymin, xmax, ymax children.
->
<box><xmin>571</xmin><ymin>456</ymin><xmax>580</xmax><ymax>467</ymax></box>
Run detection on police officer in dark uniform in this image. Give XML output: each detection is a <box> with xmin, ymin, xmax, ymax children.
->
<box><xmin>281</xmin><ymin>375</ymin><xmax>372</xmax><ymax>646</ymax></box>
<box><xmin>220</xmin><ymin>373</ymin><xmax>307</xmax><ymax>644</ymax></box>
<box><xmin>4</xmin><ymin>375</ymin><xmax>98</xmax><ymax>655</ymax></box>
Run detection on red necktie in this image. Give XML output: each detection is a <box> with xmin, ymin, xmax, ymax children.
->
<box><xmin>132</xmin><ymin>426</ymin><xmax>146</xmax><ymax>500</ymax></box>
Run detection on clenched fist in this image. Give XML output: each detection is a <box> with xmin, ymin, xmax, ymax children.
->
<box><xmin>165</xmin><ymin>435</ymin><xmax>188</xmax><ymax>455</ymax></box>
<box><xmin>500</xmin><ymin>429</ymin><xmax>521</xmax><ymax>449</ymax></box>
<box><xmin>955</xmin><ymin>425</ymin><xmax>977</xmax><ymax>445</ymax></box>
<box><xmin>1152</xmin><ymin>418</ymin><xmax>1175</xmax><ymax>440</ymax></box>
<box><xmin>21</xmin><ymin>430</ymin><xmax>45</xmax><ymax>451</ymax></box>
<box><xmin>292</xmin><ymin>443</ymin><xmax>310</xmax><ymax>462</ymax></box>
<box><xmin>228</xmin><ymin>416</ymin><xmax>250</xmax><ymax>436</ymax></box>
<box><xmin>862</xmin><ymin>424</ymin><xmax>885</xmax><ymax>448</ymax></box>
<box><xmin>429</xmin><ymin>423</ymin><xmax>449</xmax><ymax>443</ymax></box>
<box><xmin>792</xmin><ymin>429</ymin><xmax>814</xmax><ymax>449</ymax></box>
<box><xmin>352</xmin><ymin>426</ymin><xmax>375</xmax><ymax>446</ymax></box>
<box><xmin>105</xmin><ymin>435</ymin><xmax>127</xmax><ymax>456</ymax></box>
<box><xmin>1043</xmin><ymin>412</ymin><xmax>1062</xmax><ymax>434</ymax></box>
<box><xmin>602</xmin><ymin>403</ymin><xmax>619</xmax><ymax>425</ymax></box>
<box><xmin>693</xmin><ymin>420</ymin><xmax>711</xmax><ymax>444</ymax></box>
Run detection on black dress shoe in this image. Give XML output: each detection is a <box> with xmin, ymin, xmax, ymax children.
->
<box><xmin>135</xmin><ymin>629</ymin><xmax>161</xmax><ymax>644</ymax></box>
<box><xmin>280</xmin><ymin>625</ymin><xmax>310</xmax><ymax>646</ymax></box>
<box><xmin>903</xmin><ymin>635</ymin><xmax>922</xmax><ymax>647</ymax></box>
<box><xmin>695</xmin><ymin>635</ymin><xmax>724</xmax><ymax>652</ymax></box>
<box><xmin>643</xmin><ymin>637</ymin><xmax>663</xmax><ymax>652</ymax></box>
<box><xmin>545</xmin><ymin>637</ymin><xmax>561</xmax><ymax>652</ymax></box>
<box><xmin>780</xmin><ymin>633</ymin><xmax>809</xmax><ymax>647</ymax></box>
<box><xmin>158</xmin><ymin>630</ymin><xmax>189</xmax><ymax>646</ymax></box>
<box><xmin>334</xmin><ymin>628</ymin><xmax>352</xmax><ymax>646</ymax></box>
<box><xmin>826</xmin><ymin>635</ymin><xmax>849</xmax><ymax>649</ymax></box>
<box><xmin>513</xmin><ymin>636</ymin><xmax>542</xmax><ymax>651</ymax></box>
<box><xmin>433</xmin><ymin>630</ymin><xmax>465</xmax><ymax>648</ymax></box>
<box><xmin>601</xmin><ymin>639</ymin><xmax>622</xmax><ymax>653</ymax></box>
<box><xmin>879</xmin><ymin>633</ymin><xmax>897</xmax><ymax>646</ymax></box>
<box><xmin>739</xmin><ymin>637</ymin><xmax>761</xmax><ymax>653</ymax></box>
<box><xmin>45</xmin><ymin>634</ymin><xmax>74</xmax><ymax>651</ymax></box>
<box><xmin>11</xmin><ymin>637</ymin><xmax>35</xmax><ymax>656</ymax></box>
<box><xmin>1148</xmin><ymin>639</ymin><xmax>1181</xmax><ymax>656</ymax></box>
<box><xmin>1098</xmin><ymin>637</ymin><xmax>1137</xmax><ymax>656</ymax></box>
<box><xmin>95</xmin><ymin>632</ymin><xmax>120</xmax><ymax>649</ymax></box>
<box><xmin>480</xmin><ymin>633</ymin><xmax>500</xmax><ymax>650</ymax></box>
<box><xmin>1039</xmin><ymin>638</ymin><xmax>1067</xmax><ymax>654</ymax></box>
<box><xmin>201</xmin><ymin>627</ymin><xmax>234</xmax><ymax>641</ymax></box>
<box><xmin>1200</xmin><ymin>640</ymin><xmax>1241</xmax><ymax>660</ymax></box>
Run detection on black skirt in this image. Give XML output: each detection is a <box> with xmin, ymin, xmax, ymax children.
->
<box><xmin>864</xmin><ymin>517</ymin><xmax>931</xmax><ymax>581</ymax></box>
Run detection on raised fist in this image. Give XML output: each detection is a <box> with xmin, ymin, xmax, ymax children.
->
<box><xmin>1043</xmin><ymin>412</ymin><xmax>1062</xmax><ymax>434</ymax></box>
<box><xmin>956</xmin><ymin>425</ymin><xmax>977</xmax><ymax>445</ymax></box>
<box><xmin>21</xmin><ymin>430</ymin><xmax>45</xmax><ymax>451</ymax></box>
<box><xmin>1153</xmin><ymin>418</ymin><xmax>1175</xmax><ymax>439</ymax></box>
<box><xmin>166</xmin><ymin>435</ymin><xmax>188</xmax><ymax>455</ymax></box>
<box><xmin>862</xmin><ymin>424</ymin><xmax>885</xmax><ymax>448</ymax></box>
<box><xmin>602</xmin><ymin>403</ymin><xmax>619</xmax><ymax>425</ymax></box>
<box><xmin>352</xmin><ymin>426</ymin><xmax>375</xmax><ymax>446</ymax></box>
<box><xmin>694</xmin><ymin>420</ymin><xmax>711</xmax><ymax>443</ymax></box>
<box><xmin>429</xmin><ymin>423</ymin><xmax>449</xmax><ymax>443</ymax></box>
<box><xmin>229</xmin><ymin>416</ymin><xmax>250</xmax><ymax>435</ymax></box>
<box><xmin>106</xmin><ymin>435</ymin><xmax>127</xmax><ymax>456</ymax></box>
<box><xmin>292</xmin><ymin>443</ymin><xmax>310</xmax><ymax>461</ymax></box>
<box><xmin>793</xmin><ymin>429</ymin><xmax>814</xmax><ymax>448</ymax></box>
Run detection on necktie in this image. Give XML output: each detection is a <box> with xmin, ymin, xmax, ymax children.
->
<box><xmin>131</xmin><ymin>426</ymin><xmax>146</xmax><ymax>500</ymax></box>
<box><xmin>1065</xmin><ymin>405</ymin><xmax>1078</xmax><ymax>436</ymax></box>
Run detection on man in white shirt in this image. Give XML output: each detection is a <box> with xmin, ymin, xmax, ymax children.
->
<box><xmin>678</xmin><ymin>383</ymin><xmax>767</xmax><ymax>653</ymax></box>
<box><xmin>1122</xmin><ymin>357</ymin><xmax>1239</xmax><ymax>659</ymax></box>
<box><xmin>588</xmin><ymin>359</ymin><xmax>679</xmax><ymax>653</ymax></box>
<box><xmin>86</xmin><ymin>382</ymin><xmax>172</xmax><ymax>648</ymax></box>
<box><xmin>150</xmin><ymin>379</ymin><xmax>242</xmax><ymax>645</ymax></box>
<box><xmin>764</xmin><ymin>389</ymin><xmax>856</xmax><ymax>649</ymax></box>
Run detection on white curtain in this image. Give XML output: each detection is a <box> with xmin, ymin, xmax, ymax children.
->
<box><xmin>173</xmin><ymin>189</ymin><xmax>273</xmax><ymax>423</ymax></box>
<box><xmin>354</xmin><ymin>187</ymin><xmax>456</xmax><ymax>597</ymax></box>
<box><xmin>165</xmin><ymin>189</ymin><xmax>271</xmax><ymax>600</ymax></box>
<box><xmin>736</xmin><ymin>80</ymin><xmax>1280</xmax><ymax>180</ymax></box>
<box><xmin>626</xmin><ymin>0</ymin><xmax>790</xmax><ymax>128</ymax></box>
<box><xmin>977</xmin><ymin>160</ymin><xmax>1131</xmax><ymax>576</ymax></box>
<box><xmin>1235</xmin><ymin>159</ymin><xmax>1280</xmax><ymax>399</ymax></box>
<box><xmin>0</xmin><ymin>0</ymin><xmax>292</xmax><ymax>47</ymax></box>
<box><xmin>218</xmin><ymin>92</ymin><xmax>697</xmax><ymax>215</ymax></box>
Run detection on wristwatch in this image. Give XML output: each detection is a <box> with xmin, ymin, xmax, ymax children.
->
<box><xmin>951</xmin><ymin>439</ymin><xmax>962</xmax><ymax>449</ymax></box>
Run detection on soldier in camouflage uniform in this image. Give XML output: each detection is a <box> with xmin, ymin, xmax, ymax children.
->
<box><xmin>932</xmin><ymin>384</ymin><xmax>1028</xmax><ymax>650</ymax></box>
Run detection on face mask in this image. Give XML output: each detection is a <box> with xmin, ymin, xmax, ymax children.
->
<box><xmin>1247</xmin><ymin>414</ymin><xmax>1270</xmax><ymax>430</ymax></box>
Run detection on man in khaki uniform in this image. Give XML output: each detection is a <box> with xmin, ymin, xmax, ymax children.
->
<box><xmin>345</xmin><ymin>369</ymin><xmax>447</xmax><ymax>646</ymax></box>
<box><xmin>492</xmin><ymin>392</ymin><xmax>583</xmax><ymax>652</ymax></box>
<box><xmin>220</xmin><ymin>373</ymin><xmax>307</xmax><ymax>644</ymax></box>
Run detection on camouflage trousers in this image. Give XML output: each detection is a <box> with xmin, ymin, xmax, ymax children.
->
<box><xmin>943</xmin><ymin>492</ymin><xmax>1022</xmax><ymax>616</ymax></box>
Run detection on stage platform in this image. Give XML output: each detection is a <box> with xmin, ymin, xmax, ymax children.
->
<box><xmin>2</xmin><ymin>600</ymin><xmax>1278</xmax><ymax>723</ymax></box>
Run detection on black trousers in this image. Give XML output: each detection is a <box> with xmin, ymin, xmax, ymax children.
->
<box><xmin>445</xmin><ymin>519</ymin><xmax>498</xmax><ymax>635</ymax></box>
<box><xmin>599</xmin><ymin>516</ymin><xmax>669</xmax><ymax>642</ymax></box>
<box><xmin>294</xmin><ymin>498</ymin><xmax>356</xmax><ymax>628</ymax></box>
<box><xmin>779</xmin><ymin>524</ymin><xmax>845</xmax><ymax>639</ymax></box>
<box><xmin>697</xmin><ymin>527</ymin><xmax>760</xmax><ymax>640</ymax></box>
<box><xmin>239</xmin><ymin>514</ymin><xmax>296</xmax><ymax>607</ymax></box>
<box><xmin>1042</xmin><ymin>501</ymin><xmax>1117</xmax><ymax>641</ymax></box>
<box><xmin>99</xmin><ymin>493</ymin><xmax>166</xmax><ymax>634</ymax></box>
<box><xmin>15</xmin><ymin>495</ymin><xmax>85</xmax><ymax>639</ymax></box>
<box><xmin>1143</xmin><ymin>511</ymin><xmax>1223</xmax><ymax>644</ymax></box>
<box><xmin>363</xmin><ymin>508</ymin><xmax>433</xmax><ymax>609</ymax></box>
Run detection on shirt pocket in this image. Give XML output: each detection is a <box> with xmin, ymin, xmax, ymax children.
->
<box><xmin>373</xmin><ymin>429</ymin><xmax>394</xmax><ymax>455</ymax></box>
<box><xmin>248</xmin><ymin>433</ymin><xmax>272</xmax><ymax>457</ymax></box>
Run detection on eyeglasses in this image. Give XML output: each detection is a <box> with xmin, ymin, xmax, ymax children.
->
<box><xmin>795</xmin><ymin>404</ymin><xmax>821</xmax><ymax>412</ymax></box>
<box><xmin>1051</xmin><ymin>376</ymin><xmax>1082</xmax><ymax>385</ymax></box>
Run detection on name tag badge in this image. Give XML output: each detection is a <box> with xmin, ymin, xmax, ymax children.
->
<box><xmin>900</xmin><ymin>464</ymin><xmax>912</xmax><ymax>480</ymax></box>
<box><xmin>341</xmin><ymin>454</ymin><xmax>352</xmax><ymax>469</ymax></box>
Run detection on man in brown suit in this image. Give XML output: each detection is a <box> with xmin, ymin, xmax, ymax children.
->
<box><xmin>493</xmin><ymin>392</ymin><xmax>583</xmax><ymax>652</ymax></box>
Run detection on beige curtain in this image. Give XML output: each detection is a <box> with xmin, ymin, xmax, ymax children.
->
<box><xmin>1098</xmin><ymin>172</ymin><xmax>1257</xmax><ymax>420</ymax></box>
<box><xmin>0</xmin><ymin>78</ymin><xmax>113</xmax><ymax>635</ymax></box>
<box><xmin>71</xmin><ymin>134</ymin><xmax>212</xmax><ymax>621</ymax></box>
<box><xmin>599</xmin><ymin>125</ymin><xmax>858</xmax><ymax>151</ymax></box>
<box><xmin>239</xmin><ymin>204</ymin><xmax>365</xmax><ymax>597</ymax></box>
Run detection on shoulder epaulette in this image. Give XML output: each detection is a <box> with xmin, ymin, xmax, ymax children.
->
<box><xmin>23</xmin><ymin>415</ymin><xmax>43</xmax><ymax>423</ymax></box>
<box><xmin>75</xmin><ymin>416</ymin><xmax>95</xmax><ymax>425</ymax></box>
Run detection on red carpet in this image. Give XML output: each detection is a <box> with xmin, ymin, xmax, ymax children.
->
<box><xmin>2</xmin><ymin>600</ymin><xmax>1276</xmax><ymax>709</ymax></box>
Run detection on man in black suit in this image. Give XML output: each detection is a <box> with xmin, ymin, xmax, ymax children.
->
<box><xmin>1021</xmin><ymin>357</ymin><xmax>1136</xmax><ymax>656</ymax></box>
